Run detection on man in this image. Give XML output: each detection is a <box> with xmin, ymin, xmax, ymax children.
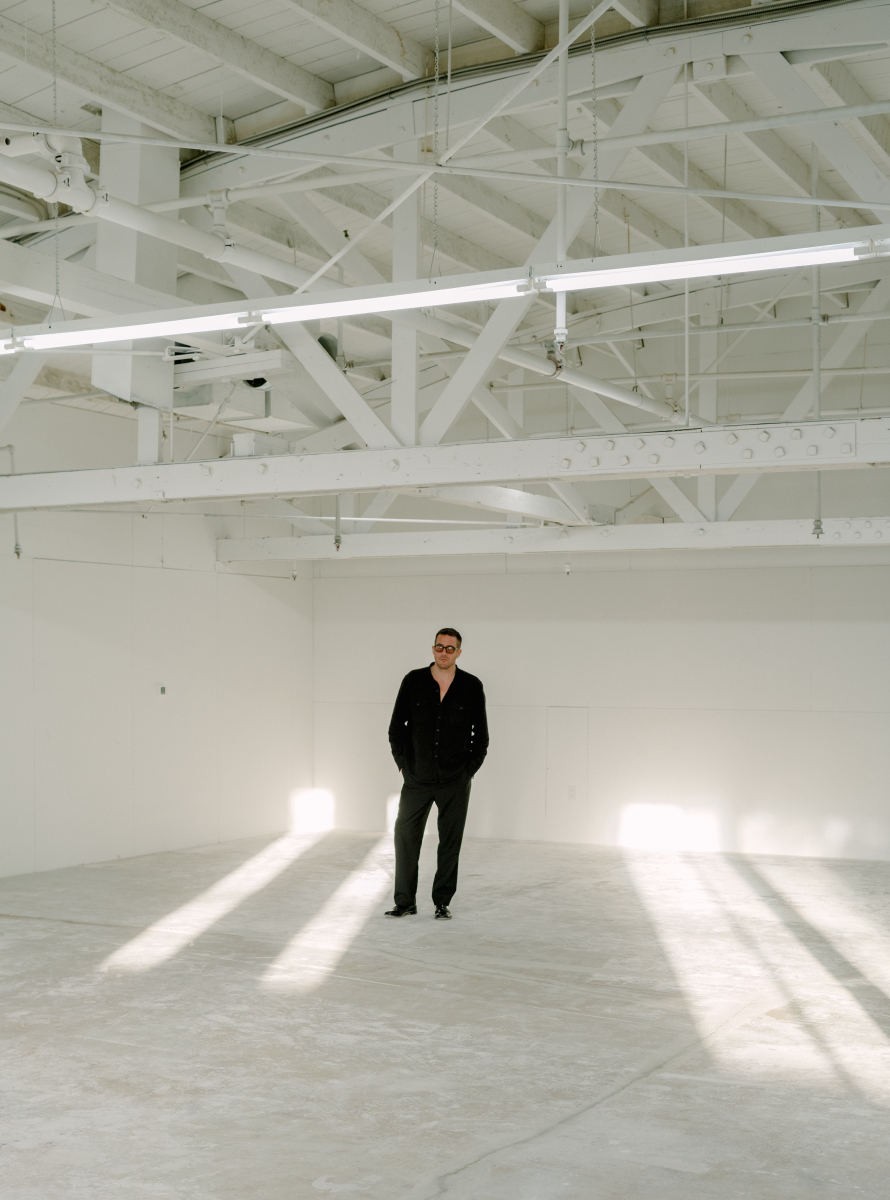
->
<box><xmin>386</xmin><ymin>628</ymin><xmax>488</xmax><ymax>920</ymax></box>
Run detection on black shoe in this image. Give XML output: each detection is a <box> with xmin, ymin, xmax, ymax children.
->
<box><xmin>385</xmin><ymin>904</ymin><xmax>417</xmax><ymax>917</ymax></box>
<box><xmin>434</xmin><ymin>904</ymin><xmax>452</xmax><ymax>920</ymax></box>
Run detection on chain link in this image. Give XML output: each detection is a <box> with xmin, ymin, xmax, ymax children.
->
<box><xmin>590</xmin><ymin>9</ymin><xmax>600</xmax><ymax>256</ymax></box>
<box><xmin>431</xmin><ymin>0</ymin><xmax>441</xmax><ymax>277</ymax></box>
<box><xmin>50</xmin><ymin>0</ymin><xmax>63</xmax><ymax>326</ymax></box>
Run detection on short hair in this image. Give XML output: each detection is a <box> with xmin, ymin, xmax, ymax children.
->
<box><xmin>435</xmin><ymin>627</ymin><xmax>462</xmax><ymax>647</ymax></box>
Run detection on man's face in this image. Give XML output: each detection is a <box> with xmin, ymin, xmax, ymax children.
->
<box><xmin>433</xmin><ymin>635</ymin><xmax>461</xmax><ymax>670</ymax></box>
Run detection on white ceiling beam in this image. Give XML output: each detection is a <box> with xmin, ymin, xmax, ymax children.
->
<box><xmin>279</xmin><ymin>0</ymin><xmax>432</xmax><ymax>80</ymax></box>
<box><xmin>470</xmin><ymin>388</ymin><xmax>525</xmax><ymax>439</ymax></box>
<box><xmin>291</xmin><ymin>420</ymin><xmax>363</xmax><ymax>453</ymax></box>
<box><xmin>574</xmin><ymin>263</ymin><xmax>887</xmax><ymax>344</ymax></box>
<box><xmin>485</xmin><ymin>115</ymin><xmax>684</xmax><ymax>251</ymax></box>
<box><xmin>692</xmin><ymin>79</ymin><xmax>871</xmax><ymax>229</ymax></box>
<box><xmin>216</xmin><ymin>515</ymin><xmax>890</xmax><ymax>561</ymax></box>
<box><xmin>565</xmin><ymin>384</ymin><xmax>708</xmax><ymax>524</ymax></box>
<box><xmin>226</xmin><ymin>202</ymin><xmax>328</xmax><ymax>266</ymax></box>
<box><xmin>418</xmin><ymin>66</ymin><xmax>682</xmax><ymax>446</ymax></box>
<box><xmin>0</xmin><ymin>237</ymin><xmax>182</xmax><ymax>317</ymax></box>
<box><xmin>5</xmin><ymin>418</ymin><xmax>887</xmax><ymax>513</ymax></box>
<box><xmin>595</xmin><ymin>98</ymin><xmax>779</xmax><ymax>242</ymax></box>
<box><xmin>546</xmin><ymin>480</ymin><xmax>590</xmax><ymax>523</ymax></box>
<box><xmin>360</xmin><ymin>490</ymin><xmax>398</xmax><ymax>530</ymax></box>
<box><xmin>451</xmin><ymin>0</ymin><xmax>543</xmax><ymax>54</ymax></box>
<box><xmin>100</xmin><ymin>0</ymin><xmax>334</xmax><ymax>112</ymax></box>
<box><xmin>717</xmin><ymin>275</ymin><xmax>890</xmax><ymax>520</ymax></box>
<box><xmin>0</xmin><ymin>354</ymin><xmax>47</xmax><ymax>438</ymax></box>
<box><xmin>0</xmin><ymin>12</ymin><xmax>216</xmax><ymax>143</ymax></box>
<box><xmin>745</xmin><ymin>51</ymin><xmax>890</xmax><ymax>219</ymax></box>
<box><xmin>300</xmin><ymin>173</ymin><xmax>512</xmax><ymax>273</ymax></box>
<box><xmin>396</xmin><ymin>484</ymin><xmax>581</xmax><ymax>524</ymax></box>
<box><xmin>222</xmin><ymin>264</ymin><xmax>400</xmax><ymax>449</ymax></box>
<box><xmin>803</xmin><ymin>59</ymin><xmax>890</xmax><ymax>175</ymax></box>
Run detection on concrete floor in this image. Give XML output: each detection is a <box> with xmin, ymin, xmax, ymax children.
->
<box><xmin>1</xmin><ymin>832</ymin><xmax>889</xmax><ymax>1198</ymax></box>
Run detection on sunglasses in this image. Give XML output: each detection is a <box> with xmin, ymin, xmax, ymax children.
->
<box><xmin>433</xmin><ymin>644</ymin><xmax>459</xmax><ymax>653</ymax></box>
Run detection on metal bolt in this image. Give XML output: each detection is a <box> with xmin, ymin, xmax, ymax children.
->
<box><xmin>758</xmin><ymin>431</ymin><xmax>770</xmax><ymax>442</ymax></box>
<box><xmin>634</xmin><ymin>438</ymin><xmax>645</xmax><ymax>449</ymax></box>
<box><xmin>841</xmin><ymin>443</ymin><xmax>852</xmax><ymax>454</ymax></box>
<box><xmin>663</xmin><ymin>436</ymin><xmax>675</xmax><ymax>447</ymax></box>
<box><xmin>694</xmin><ymin>441</ymin><xmax>706</xmax><ymax>453</ymax></box>
<box><xmin>604</xmin><ymin>439</ymin><xmax>615</xmax><ymax>451</ymax></box>
<box><xmin>726</xmin><ymin>433</ymin><xmax>738</xmax><ymax>445</ymax></box>
<box><xmin>561</xmin><ymin>457</ymin><xmax>572</xmax><ymax>469</ymax></box>
<box><xmin>774</xmin><ymin>446</ymin><xmax>786</xmax><ymax>458</ymax></box>
<box><xmin>619</xmin><ymin>455</ymin><xmax>630</xmax><ymax>466</ymax></box>
<box><xmin>742</xmin><ymin>449</ymin><xmax>753</xmax><ymax>460</ymax></box>
<box><xmin>807</xmin><ymin>445</ymin><xmax>818</xmax><ymax>456</ymax></box>
<box><xmin>824</xmin><ymin>427</ymin><xmax>836</xmax><ymax>439</ymax></box>
<box><xmin>791</xmin><ymin>428</ymin><xmax>803</xmax><ymax>440</ymax></box>
<box><xmin>588</xmin><ymin>456</ymin><xmax>599</xmax><ymax>467</ymax></box>
<box><xmin>649</xmin><ymin>454</ymin><xmax>659</xmax><ymax>464</ymax></box>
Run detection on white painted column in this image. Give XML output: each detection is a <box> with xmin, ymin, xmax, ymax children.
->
<box><xmin>390</xmin><ymin>140</ymin><xmax>421</xmax><ymax>447</ymax></box>
<box><xmin>91</xmin><ymin>112</ymin><xmax>178</xmax><ymax>457</ymax></box>
<box><xmin>697</xmin><ymin>289</ymin><xmax>719</xmax><ymax>522</ymax></box>
<box><xmin>136</xmin><ymin>404</ymin><xmax>163</xmax><ymax>467</ymax></box>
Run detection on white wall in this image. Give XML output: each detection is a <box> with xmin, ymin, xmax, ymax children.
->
<box><xmin>0</xmin><ymin>404</ymin><xmax>314</xmax><ymax>879</ymax></box>
<box><xmin>312</xmin><ymin>551</ymin><xmax>890</xmax><ymax>862</ymax></box>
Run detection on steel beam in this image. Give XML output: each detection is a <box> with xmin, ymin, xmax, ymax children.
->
<box><xmin>418</xmin><ymin>66</ymin><xmax>682</xmax><ymax>446</ymax></box>
<box><xmin>216</xmin><ymin>516</ymin><xmax>890</xmax><ymax>561</ymax></box>
<box><xmin>396</xmin><ymin>484</ymin><xmax>583</xmax><ymax>524</ymax></box>
<box><xmin>2</xmin><ymin>418</ymin><xmax>889</xmax><ymax>513</ymax></box>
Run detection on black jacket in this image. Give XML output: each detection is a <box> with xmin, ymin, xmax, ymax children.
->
<box><xmin>389</xmin><ymin>665</ymin><xmax>489</xmax><ymax>785</ymax></box>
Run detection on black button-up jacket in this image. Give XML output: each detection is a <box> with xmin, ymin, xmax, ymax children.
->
<box><xmin>389</xmin><ymin>665</ymin><xmax>489</xmax><ymax>786</ymax></box>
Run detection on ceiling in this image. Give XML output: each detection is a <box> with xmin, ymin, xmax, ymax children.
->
<box><xmin>0</xmin><ymin>0</ymin><xmax>889</xmax><ymax>556</ymax></box>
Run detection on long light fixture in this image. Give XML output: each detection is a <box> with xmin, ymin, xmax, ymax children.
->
<box><xmin>2</xmin><ymin>226</ymin><xmax>887</xmax><ymax>355</ymax></box>
<box><xmin>538</xmin><ymin>232</ymin><xmax>890</xmax><ymax>294</ymax></box>
<box><xmin>0</xmin><ymin>275</ymin><xmax>529</xmax><ymax>354</ymax></box>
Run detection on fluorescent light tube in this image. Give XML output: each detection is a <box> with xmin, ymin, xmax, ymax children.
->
<box><xmin>14</xmin><ymin>311</ymin><xmax>249</xmax><ymax>352</ymax></box>
<box><xmin>538</xmin><ymin>243</ymin><xmax>867</xmax><ymax>293</ymax></box>
<box><xmin>260</xmin><ymin>280</ymin><xmax>526</xmax><ymax>326</ymax></box>
<box><xmin>0</xmin><ymin>279</ymin><xmax>526</xmax><ymax>353</ymax></box>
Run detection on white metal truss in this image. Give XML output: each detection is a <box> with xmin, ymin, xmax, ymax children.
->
<box><xmin>1</xmin><ymin>0</ymin><xmax>890</xmax><ymax>566</ymax></box>
<box><xmin>217</xmin><ymin>516</ymin><xmax>890</xmax><ymax>561</ymax></box>
<box><xmin>1</xmin><ymin>417</ymin><xmax>888</xmax><ymax>513</ymax></box>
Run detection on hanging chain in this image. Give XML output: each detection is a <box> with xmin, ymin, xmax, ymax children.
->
<box><xmin>49</xmin><ymin>0</ymin><xmax>64</xmax><ymax>327</ymax></box>
<box><xmin>431</xmin><ymin>0</ymin><xmax>441</xmax><ymax>278</ymax></box>
<box><xmin>590</xmin><ymin>10</ymin><xmax>600</xmax><ymax>255</ymax></box>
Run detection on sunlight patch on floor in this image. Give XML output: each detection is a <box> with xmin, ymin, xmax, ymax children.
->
<box><xmin>99</xmin><ymin>830</ymin><xmax>325</xmax><ymax>973</ymax></box>
<box><xmin>623</xmin><ymin>842</ymin><xmax>890</xmax><ymax>1096</ymax></box>
<box><xmin>260</xmin><ymin>836</ymin><xmax>394</xmax><ymax>993</ymax></box>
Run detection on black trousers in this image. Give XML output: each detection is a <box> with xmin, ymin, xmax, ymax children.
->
<box><xmin>393</xmin><ymin>773</ymin><xmax>471</xmax><ymax>907</ymax></box>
